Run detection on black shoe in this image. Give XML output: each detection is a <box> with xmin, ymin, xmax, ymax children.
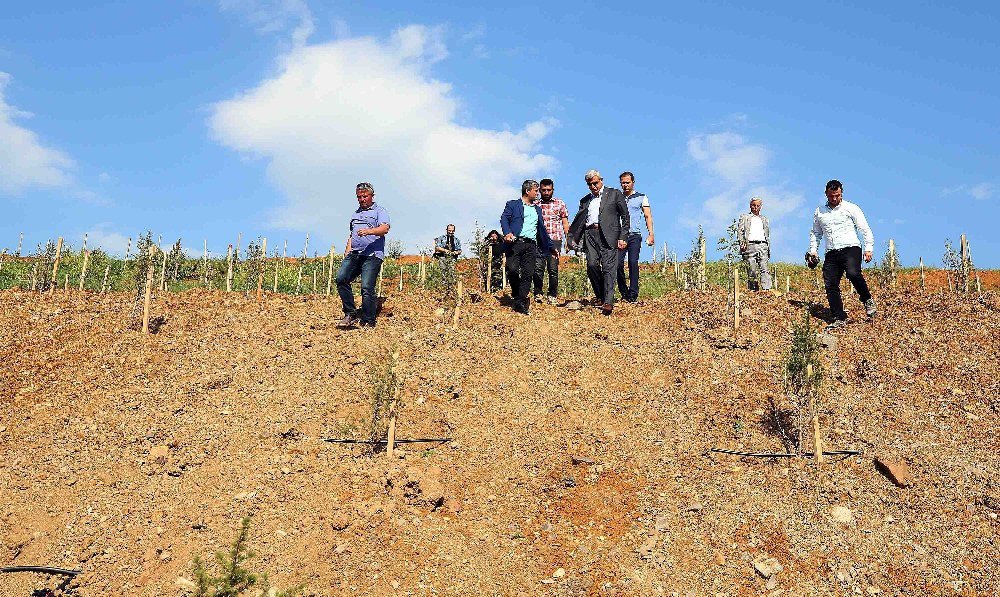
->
<box><xmin>359</xmin><ymin>320</ymin><xmax>376</xmax><ymax>328</ymax></box>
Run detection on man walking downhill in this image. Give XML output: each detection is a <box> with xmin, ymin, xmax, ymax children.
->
<box><xmin>533</xmin><ymin>178</ymin><xmax>570</xmax><ymax>305</ymax></box>
<box><xmin>738</xmin><ymin>197</ymin><xmax>772</xmax><ymax>291</ymax></box>
<box><xmin>500</xmin><ymin>180</ymin><xmax>553</xmax><ymax>315</ymax></box>
<box><xmin>337</xmin><ymin>182</ymin><xmax>391</xmax><ymax>328</ymax></box>
<box><xmin>616</xmin><ymin>171</ymin><xmax>654</xmax><ymax>303</ymax></box>
<box><xmin>808</xmin><ymin>179</ymin><xmax>876</xmax><ymax>330</ymax></box>
<box><xmin>568</xmin><ymin>169</ymin><xmax>630</xmax><ymax>316</ymax></box>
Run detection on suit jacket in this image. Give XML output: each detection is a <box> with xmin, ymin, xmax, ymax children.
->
<box><xmin>737</xmin><ymin>213</ymin><xmax>770</xmax><ymax>254</ymax></box>
<box><xmin>500</xmin><ymin>199</ymin><xmax>553</xmax><ymax>253</ymax></box>
<box><xmin>568</xmin><ymin>186</ymin><xmax>630</xmax><ymax>249</ymax></box>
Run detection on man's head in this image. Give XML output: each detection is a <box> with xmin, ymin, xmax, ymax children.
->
<box><xmin>749</xmin><ymin>197</ymin><xmax>762</xmax><ymax>215</ymax></box>
<box><xmin>619</xmin><ymin>171</ymin><xmax>635</xmax><ymax>195</ymax></box>
<box><xmin>540</xmin><ymin>178</ymin><xmax>555</xmax><ymax>202</ymax></box>
<box><xmin>446</xmin><ymin>224</ymin><xmax>456</xmax><ymax>236</ymax></box>
<box><xmin>356</xmin><ymin>182</ymin><xmax>375</xmax><ymax>209</ymax></box>
<box><xmin>521</xmin><ymin>179</ymin><xmax>539</xmax><ymax>201</ymax></box>
<box><xmin>825</xmin><ymin>179</ymin><xmax>843</xmax><ymax>208</ymax></box>
<box><xmin>585</xmin><ymin>169</ymin><xmax>603</xmax><ymax>194</ymax></box>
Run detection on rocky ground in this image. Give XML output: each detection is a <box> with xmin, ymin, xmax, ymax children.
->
<box><xmin>1</xmin><ymin>283</ymin><xmax>998</xmax><ymax>596</ymax></box>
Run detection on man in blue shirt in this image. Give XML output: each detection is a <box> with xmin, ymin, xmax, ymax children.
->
<box><xmin>336</xmin><ymin>182</ymin><xmax>391</xmax><ymax>328</ymax></box>
<box><xmin>616</xmin><ymin>171</ymin><xmax>655</xmax><ymax>303</ymax></box>
<box><xmin>500</xmin><ymin>180</ymin><xmax>553</xmax><ymax>314</ymax></box>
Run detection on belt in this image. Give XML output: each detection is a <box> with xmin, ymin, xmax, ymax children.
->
<box><xmin>586</xmin><ymin>224</ymin><xmax>599</xmax><ymax>230</ymax></box>
<box><xmin>749</xmin><ymin>240</ymin><xmax>768</xmax><ymax>244</ymax></box>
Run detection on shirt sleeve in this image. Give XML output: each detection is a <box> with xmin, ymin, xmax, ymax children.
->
<box><xmin>809</xmin><ymin>209</ymin><xmax>823</xmax><ymax>255</ymax></box>
<box><xmin>559</xmin><ymin>201</ymin><xmax>569</xmax><ymax>219</ymax></box>
<box><xmin>377</xmin><ymin>206</ymin><xmax>390</xmax><ymax>227</ymax></box>
<box><xmin>641</xmin><ymin>196</ymin><xmax>650</xmax><ymax>208</ymax></box>
<box><xmin>850</xmin><ymin>203</ymin><xmax>874</xmax><ymax>253</ymax></box>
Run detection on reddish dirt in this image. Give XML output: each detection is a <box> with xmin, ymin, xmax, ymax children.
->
<box><xmin>1</xmin><ymin>284</ymin><xmax>998</xmax><ymax>595</ymax></box>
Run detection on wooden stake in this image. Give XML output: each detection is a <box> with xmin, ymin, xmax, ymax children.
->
<box><xmin>273</xmin><ymin>254</ymin><xmax>279</xmax><ymax>293</ymax></box>
<box><xmin>79</xmin><ymin>250</ymin><xmax>90</xmax><ymax>291</ymax></box>
<box><xmin>64</xmin><ymin>273</ymin><xmax>69</xmax><ymax>291</ymax></box>
<box><xmin>48</xmin><ymin>237</ymin><xmax>63</xmax><ymax>296</ymax></box>
<box><xmin>960</xmin><ymin>234</ymin><xmax>969</xmax><ymax>293</ymax></box>
<box><xmin>377</xmin><ymin>262</ymin><xmax>384</xmax><ymax>298</ymax></box>
<box><xmin>888</xmin><ymin>239</ymin><xmax>897</xmax><ymax>288</ymax></box>
<box><xmin>202</xmin><ymin>240</ymin><xmax>208</xmax><ymax>287</ymax></box>
<box><xmin>919</xmin><ymin>257</ymin><xmax>925</xmax><ymax>291</ymax></box>
<box><xmin>453</xmin><ymin>279</ymin><xmax>463</xmax><ymax>329</ymax></box>
<box><xmin>501</xmin><ymin>254</ymin><xmax>507</xmax><ymax>289</ymax></box>
<box><xmin>398</xmin><ymin>264</ymin><xmax>403</xmax><ymax>291</ymax></box>
<box><xmin>236</xmin><ymin>232</ymin><xmax>242</xmax><ymax>261</ymax></box>
<box><xmin>82</xmin><ymin>233</ymin><xmax>88</xmax><ymax>252</ymax></box>
<box><xmin>303</xmin><ymin>233</ymin><xmax>309</xmax><ymax>259</ymax></box>
<box><xmin>256</xmin><ymin>238</ymin><xmax>267</xmax><ymax>300</ymax></box>
<box><xmin>326</xmin><ymin>245</ymin><xmax>335</xmax><ymax>296</ymax></box>
<box><xmin>976</xmin><ymin>273</ymin><xmax>982</xmax><ymax>294</ymax></box>
<box><xmin>419</xmin><ymin>254</ymin><xmax>426</xmax><ymax>285</ymax></box>
<box><xmin>386</xmin><ymin>383</ymin><xmax>400</xmax><ymax>459</ymax></box>
<box><xmin>296</xmin><ymin>265</ymin><xmax>303</xmax><ymax>294</ymax></box>
<box><xmin>141</xmin><ymin>248</ymin><xmax>156</xmax><ymax>333</ymax></box>
<box><xmin>733</xmin><ymin>267</ymin><xmax>740</xmax><ymax>331</ymax></box>
<box><xmin>785</xmin><ymin>275</ymin><xmax>790</xmax><ymax>293</ymax></box>
<box><xmin>807</xmin><ymin>364</ymin><xmax>823</xmax><ymax>464</ymax></box>
<box><xmin>125</xmin><ymin>237</ymin><xmax>132</xmax><ymax>261</ymax></box>
<box><xmin>225</xmin><ymin>244</ymin><xmax>234</xmax><ymax>292</ymax></box>
<box><xmin>699</xmin><ymin>235</ymin><xmax>706</xmax><ymax>289</ymax></box>
<box><xmin>158</xmin><ymin>246</ymin><xmax>167</xmax><ymax>291</ymax></box>
<box><xmin>101</xmin><ymin>264</ymin><xmax>110</xmax><ymax>293</ymax></box>
<box><xmin>312</xmin><ymin>268</ymin><xmax>317</xmax><ymax>293</ymax></box>
<box><xmin>31</xmin><ymin>262</ymin><xmax>39</xmax><ymax>290</ymax></box>
<box><xmin>283</xmin><ymin>239</ymin><xmax>287</xmax><ymax>259</ymax></box>
<box><xmin>16</xmin><ymin>232</ymin><xmax>23</xmax><ymax>257</ymax></box>
<box><xmin>487</xmin><ymin>245</ymin><xmax>493</xmax><ymax>294</ymax></box>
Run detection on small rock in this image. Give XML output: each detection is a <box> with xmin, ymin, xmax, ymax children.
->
<box><xmin>570</xmin><ymin>455</ymin><xmax>597</xmax><ymax>465</ymax></box>
<box><xmin>149</xmin><ymin>445</ymin><xmax>169</xmax><ymax>464</ymax></box>
<box><xmin>765</xmin><ymin>576</ymin><xmax>778</xmax><ymax>590</ymax></box>
<box><xmin>553</xmin><ymin>568</ymin><xmax>565</xmax><ymax>578</ymax></box>
<box><xmin>654</xmin><ymin>515</ymin><xmax>670</xmax><ymax>533</ymax></box>
<box><xmin>830</xmin><ymin>505</ymin><xmax>854</xmax><ymax>524</ymax></box>
<box><xmin>714</xmin><ymin>552</ymin><xmax>726</xmax><ymax>565</ymax></box>
<box><xmin>158</xmin><ymin>550</ymin><xmax>172</xmax><ymax>561</ymax></box>
<box><xmin>541</xmin><ymin>522</ymin><xmax>553</xmax><ymax>532</ymax></box>
<box><xmin>330</xmin><ymin>514</ymin><xmax>351</xmax><ymax>531</ymax></box>
<box><xmin>753</xmin><ymin>556</ymin><xmax>783</xmax><ymax>578</ymax></box>
<box><xmin>682</xmin><ymin>502</ymin><xmax>704</xmax><ymax>513</ymax></box>
<box><xmin>335</xmin><ymin>542</ymin><xmax>349</xmax><ymax>554</ymax></box>
<box><xmin>175</xmin><ymin>577</ymin><xmax>197</xmax><ymax>590</ymax></box>
<box><xmin>816</xmin><ymin>332</ymin><xmax>838</xmax><ymax>351</ymax></box>
<box><xmin>637</xmin><ymin>536</ymin><xmax>658</xmax><ymax>559</ymax></box>
<box><xmin>874</xmin><ymin>456</ymin><xmax>912</xmax><ymax>487</ymax></box>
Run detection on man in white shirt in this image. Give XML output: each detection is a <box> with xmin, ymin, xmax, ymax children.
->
<box><xmin>808</xmin><ymin>180</ymin><xmax>876</xmax><ymax>329</ymax></box>
<box><xmin>737</xmin><ymin>197</ymin><xmax>771</xmax><ymax>291</ymax></box>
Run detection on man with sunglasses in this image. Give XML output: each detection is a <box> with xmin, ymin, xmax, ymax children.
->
<box><xmin>336</xmin><ymin>182</ymin><xmax>391</xmax><ymax>328</ymax></box>
<box><xmin>567</xmin><ymin>169</ymin><xmax>630</xmax><ymax>315</ymax></box>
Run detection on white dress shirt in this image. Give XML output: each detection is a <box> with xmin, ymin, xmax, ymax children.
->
<box><xmin>809</xmin><ymin>199</ymin><xmax>874</xmax><ymax>254</ymax></box>
<box><xmin>747</xmin><ymin>215</ymin><xmax>766</xmax><ymax>242</ymax></box>
<box><xmin>586</xmin><ymin>188</ymin><xmax>602</xmax><ymax>226</ymax></box>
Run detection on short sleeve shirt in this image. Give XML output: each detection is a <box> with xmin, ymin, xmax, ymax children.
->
<box><xmin>626</xmin><ymin>192</ymin><xmax>650</xmax><ymax>235</ymax></box>
<box><xmin>349</xmin><ymin>202</ymin><xmax>390</xmax><ymax>259</ymax></box>
<box><xmin>538</xmin><ymin>198</ymin><xmax>569</xmax><ymax>240</ymax></box>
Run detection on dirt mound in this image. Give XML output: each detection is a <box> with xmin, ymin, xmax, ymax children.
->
<box><xmin>1</xmin><ymin>286</ymin><xmax>998</xmax><ymax>595</ymax></box>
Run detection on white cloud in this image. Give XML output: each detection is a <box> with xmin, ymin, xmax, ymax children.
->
<box><xmin>968</xmin><ymin>182</ymin><xmax>993</xmax><ymax>201</ymax></box>
<box><xmin>0</xmin><ymin>72</ymin><xmax>76</xmax><ymax>195</ymax></box>
<box><xmin>220</xmin><ymin>0</ymin><xmax>315</xmax><ymax>46</ymax></box>
<box><xmin>684</xmin><ymin>129</ymin><xmax>804</xmax><ymax>259</ymax></box>
<box><xmin>209</xmin><ymin>24</ymin><xmax>558</xmax><ymax>251</ymax></box>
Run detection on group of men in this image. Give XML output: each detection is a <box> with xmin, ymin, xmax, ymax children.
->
<box><xmin>333</xmin><ymin>177</ymin><xmax>877</xmax><ymax>331</ymax></box>
<box><xmin>496</xmin><ymin>170</ymin><xmax>656</xmax><ymax>316</ymax></box>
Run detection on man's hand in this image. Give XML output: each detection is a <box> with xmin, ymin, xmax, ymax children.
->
<box><xmin>863</xmin><ymin>251</ymin><xmax>873</xmax><ymax>263</ymax></box>
<box><xmin>617</xmin><ymin>239</ymin><xmax>627</xmax><ymax>250</ymax></box>
<box><xmin>646</xmin><ymin>234</ymin><xmax>654</xmax><ymax>247</ymax></box>
<box><xmin>357</xmin><ymin>229</ymin><xmax>368</xmax><ymax>237</ymax></box>
<box><xmin>504</xmin><ymin>233</ymin><xmax>515</xmax><ymax>242</ymax></box>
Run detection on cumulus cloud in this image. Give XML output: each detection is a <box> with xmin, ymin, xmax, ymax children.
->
<box><xmin>209</xmin><ymin>25</ymin><xmax>558</xmax><ymax>251</ymax></box>
<box><xmin>219</xmin><ymin>0</ymin><xmax>315</xmax><ymax>46</ymax></box>
<box><xmin>0</xmin><ymin>72</ymin><xmax>76</xmax><ymax>195</ymax></box>
<box><xmin>942</xmin><ymin>182</ymin><xmax>994</xmax><ymax>201</ymax></box>
<box><xmin>684</xmin><ymin>130</ymin><xmax>804</xmax><ymax>259</ymax></box>
<box><xmin>83</xmin><ymin>223</ymin><xmax>132</xmax><ymax>257</ymax></box>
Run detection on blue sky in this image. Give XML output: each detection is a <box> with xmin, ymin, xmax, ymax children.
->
<box><xmin>2</xmin><ymin>1</ymin><xmax>998</xmax><ymax>265</ymax></box>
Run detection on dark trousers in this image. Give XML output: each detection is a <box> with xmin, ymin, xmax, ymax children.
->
<box><xmin>584</xmin><ymin>228</ymin><xmax>618</xmax><ymax>306</ymax></box>
<box><xmin>822</xmin><ymin>246</ymin><xmax>872</xmax><ymax>321</ymax></box>
<box><xmin>505</xmin><ymin>238</ymin><xmax>537</xmax><ymax>311</ymax></box>
<box><xmin>336</xmin><ymin>253</ymin><xmax>383</xmax><ymax>324</ymax></box>
<box><xmin>489</xmin><ymin>253</ymin><xmax>504</xmax><ymax>290</ymax></box>
<box><xmin>616</xmin><ymin>233</ymin><xmax>642</xmax><ymax>301</ymax></box>
<box><xmin>533</xmin><ymin>239</ymin><xmax>562</xmax><ymax>297</ymax></box>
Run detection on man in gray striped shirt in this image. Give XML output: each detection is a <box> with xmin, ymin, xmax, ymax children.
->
<box><xmin>807</xmin><ymin>179</ymin><xmax>876</xmax><ymax>329</ymax></box>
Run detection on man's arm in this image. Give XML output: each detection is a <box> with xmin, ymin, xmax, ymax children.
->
<box><xmin>642</xmin><ymin>205</ymin><xmax>654</xmax><ymax>246</ymax></box>
<box><xmin>850</xmin><ymin>204</ymin><xmax>875</xmax><ymax>262</ymax></box>
<box><xmin>808</xmin><ymin>211</ymin><xmax>823</xmax><ymax>256</ymax></box>
<box><xmin>359</xmin><ymin>223</ymin><xmax>390</xmax><ymax>237</ymax></box>
<box><xmin>344</xmin><ymin>236</ymin><xmax>352</xmax><ymax>256</ymax></box>
<box><xmin>617</xmin><ymin>191</ymin><xmax>630</xmax><ymax>249</ymax></box>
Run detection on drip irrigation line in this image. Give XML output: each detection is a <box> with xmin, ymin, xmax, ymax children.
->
<box><xmin>1</xmin><ymin>566</ymin><xmax>81</xmax><ymax>577</ymax></box>
<box><xmin>710</xmin><ymin>448</ymin><xmax>862</xmax><ymax>458</ymax></box>
<box><xmin>322</xmin><ymin>437</ymin><xmax>453</xmax><ymax>445</ymax></box>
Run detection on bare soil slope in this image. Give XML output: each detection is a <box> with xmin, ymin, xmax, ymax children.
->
<box><xmin>1</xmin><ymin>286</ymin><xmax>998</xmax><ymax>596</ymax></box>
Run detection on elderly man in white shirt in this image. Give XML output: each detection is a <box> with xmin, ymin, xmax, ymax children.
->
<box><xmin>808</xmin><ymin>179</ymin><xmax>876</xmax><ymax>329</ymax></box>
<box><xmin>737</xmin><ymin>196</ymin><xmax>771</xmax><ymax>291</ymax></box>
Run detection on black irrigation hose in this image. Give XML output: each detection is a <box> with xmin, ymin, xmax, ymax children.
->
<box><xmin>0</xmin><ymin>566</ymin><xmax>81</xmax><ymax>577</ymax></box>
<box><xmin>710</xmin><ymin>448</ymin><xmax>862</xmax><ymax>458</ymax></box>
<box><xmin>322</xmin><ymin>437</ymin><xmax>453</xmax><ymax>445</ymax></box>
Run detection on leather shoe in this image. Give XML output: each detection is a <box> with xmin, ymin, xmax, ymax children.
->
<box><xmin>601</xmin><ymin>303</ymin><xmax>613</xmax><ymax>316</ymax></box>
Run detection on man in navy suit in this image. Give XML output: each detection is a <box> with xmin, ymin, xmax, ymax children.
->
<box><xmin>567</xmin><ymin>170</ymin><xmax>630</xmax><ymax>315</ymax></box>
<box><xmin>500</xmin><ymin>180</ymin><xmax>554</xmax><ymax>314</ymax></box>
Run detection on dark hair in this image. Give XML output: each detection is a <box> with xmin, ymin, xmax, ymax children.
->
<box><xmin>619</xmin><ymin>171</ymin><xmax>635</xmax><ymax>182</ymax></box>
<box><xmin>539</xmin><ymin>178</ymin><xmax>554</xmax><ymax>187</ymax></box>
<box><xmin>825</xmin><ymin>179</ymin><xmax>843</xmax><ymax>192</ymax></box>
<box><xmin>486</xmin><ymin>229</ymin><xmax>501</xmax><ymax>241</ymax></box>
<box><xmin>521</xmin><ymin>179</ymin><xmax>539</xmax><ymax>195</ymax></box>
